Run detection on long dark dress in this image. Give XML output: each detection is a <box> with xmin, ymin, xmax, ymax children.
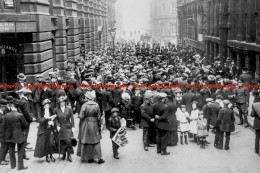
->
<box><xmin>166</xmin><ymin>99</ymin><xmax>179</xmax><ymax>146</ymax></box>
<box><xmin>55</xmin><ymin>106</ymin><xmax>75</xmax><ymax>155</ymax></box>
<box><xmin>77</xmin><ymin>101</ymin><xmax>102</xmax><ymax>161</ymax></box>
<box><xmin>34</xmin><ymin>108</ymin><xmax>58</xmax><ymax>158</ymax></box>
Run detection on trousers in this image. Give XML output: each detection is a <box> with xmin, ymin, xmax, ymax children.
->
<box><xmin>219</xmin><ymin>131</ymin><xmax>231</xmax><ymax>149</ymax></box>
<box><xmin>143</xmin><ymin>127</ymin><xmax>149</xmax><ymax>147</ymax></box>
<box><xmin>112</xmin><ymin>141</ymin><xmax>119</xmax><ymax>155</ymax></box>
<box><xmin>156</xmin><ymin>129</ymin><xmax>168</xmax><ymax>153</ymax></box>
<box><xmin>0</xmin><ymin>141</ymin><xmax>8</xmax><ymax>162</ymax></box>
<box><xmin>8</xmin><ymin>142</ymin><xmax>25</xmax><ymax>169</ymax></box>
<box><xmin>214</xmin><ymin>127</ymin><xmax>220</xmax><ymax>146</ymax></box>
<box><xmin>255</xmin><ymin>130</ymin><xmax>260</xmax><ymax>153</ymax></box>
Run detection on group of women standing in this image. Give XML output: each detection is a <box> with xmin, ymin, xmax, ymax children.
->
<box><xmin>34</xmin><ymin>96</ymin><xmax>75</xmax><ymax>162</ymax></box>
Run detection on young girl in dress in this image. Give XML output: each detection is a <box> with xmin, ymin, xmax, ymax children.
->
<box><xmin>197</xmin><ymin>111</ymin><xmax>208</xmax><ymax>149</ymax></box>
<box><xmin>176</xmin><ymin>105</ymin><xmax>190</xmax><ymax>145</ymax></box>
<box><xmin>190</xmin><ymin>101</ymin><xmax>200</xmax><ymax>144</ymax></box>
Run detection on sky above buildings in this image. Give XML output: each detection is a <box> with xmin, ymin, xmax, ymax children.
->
<box><xmin>115</xmin><ymin>0</ymin><xmax>151</xmax><ymax>34</ymax></box>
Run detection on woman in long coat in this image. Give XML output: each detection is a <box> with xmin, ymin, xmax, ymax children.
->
<box><xmin>166</xmin><ymin>91</ymin><xmax>178</xmax><ymax>146</ymax></box>
<box><xmin>55</xmin><ymin>96</ymin><xmax>75</xmax><ymax>162</ymax></box>
<box><xmin>77</xmin><ymin>91</ymin><xmax>105</xmax><ymax>164</ymax></box>
<box><xmin>34</xmin><ymin>99</ymin><xmax>57</xmax><ymax>163</ymax></box>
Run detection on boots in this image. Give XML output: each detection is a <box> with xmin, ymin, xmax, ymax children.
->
<box><xmin>180</xmin><ymin>135</ymin><xmax>183</xmax><ymax>145</ymax></box>
<box><xmin>184</xmin><ymin>135</ymin><xmax>188</xmax><ymax>144</ymax></box>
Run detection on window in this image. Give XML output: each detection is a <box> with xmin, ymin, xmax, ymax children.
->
<box><xmin>172</xmin><ymin>2</ymin><xmax>176</xmax><ymax>14</ymax></box>
<box><xmin>171</xmin><ymin>23</ymin><xmax>176</xmax><ymax>34</ymax></box>
<box><xmin>4</xmin><ymin>0</ymin><xmax>14</xmax><ymax>9</ymax></box>
<box><xmin>0</xmin><ymin>0</ymin><xmax>16</xmax><ymax>12</ymax></box>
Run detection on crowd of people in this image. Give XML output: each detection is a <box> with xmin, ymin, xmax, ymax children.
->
<box><xmin>0</xmin><ymin>42</ymin><xmax>260</xmax><ymax>171</ymax></box>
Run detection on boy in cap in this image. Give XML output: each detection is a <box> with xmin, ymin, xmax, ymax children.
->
<box><xmin>107</xmin><ymin>108</ymin><xmax>121</xmax><ymax>159</ymax></box>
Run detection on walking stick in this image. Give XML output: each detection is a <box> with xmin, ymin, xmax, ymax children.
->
<box><xmin>58</xmin><ymin>128</ymin><xmax>60</xmax><ymax>160</ymax></box>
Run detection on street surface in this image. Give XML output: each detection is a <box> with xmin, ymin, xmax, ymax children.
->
<box><xmin>1</xmin><ymin>112</ymin><xmax>260</xmax><ymax>173</ymax></box>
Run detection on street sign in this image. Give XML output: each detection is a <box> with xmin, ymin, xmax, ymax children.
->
<box><xmin>0</xmin><ymin>21</ymin><xmax>37</xmax><ymax>33</ymax></box>
<box><xmin>0</xmin><ymin>22</ymin><xmax>15</xmax><ymax>32</ymax></box>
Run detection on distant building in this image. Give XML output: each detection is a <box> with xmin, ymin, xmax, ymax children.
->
<box><xmin>150</xmin><ymin>0</ymin><xmax>178</xmax><ymax>44</ymax></box>
<box><xmin>177</xmin><ymin>0</ymin><xmax>208</xmax><ymax>55</ymax></box>
<box><xmin>0</xmin><ymin>0</ymin><xmax>116</xmax><ymax>84</ymax></box>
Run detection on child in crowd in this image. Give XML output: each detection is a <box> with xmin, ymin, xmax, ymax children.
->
<box><xmin>190</xmin><ymin>101</ymin><xmax>200</xmax><ymax>144</ymax></box>
<box><xmin>107</xmin><ymin>108</ymin><xmax>121</xmax><ymax>159</ymax></box>
<box><xmin>197</xmin><ymin>111</ymin><xmax>208</xmax><ymax>149</ymax></box>
<box><xmin>176</xmin><ymin>105</ymin><xmax>190</xmax><ymax>145</ymax></box>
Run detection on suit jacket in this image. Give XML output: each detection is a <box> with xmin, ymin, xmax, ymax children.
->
<box><xmin>153</xmin><ymin>101</ymin><xmax>170</xmax><ymax>131</ymax></box>
<box><xmin>66</xmin><ymin>78</ymin><xmax>78</xmax><ymax>98</ymax></box>
<box><xmin>250</xmin><ymin>103</ymin><xmax>260</xmax><ymax>130</ymax></box>
<box><xmin>235</xmin><ymin>88</ymin><xmax>248</xmax><ymax>104</ymax></box>
<box><xmin>240</xmin><ymin>73</ymin><xmax>252</xmax><ymax>85</ymax></box>
<box><xmin>31</xmin><ymin>82</ymin><xmax>43</xmax><ymax>103</ymax></box>
<box><xmin>4</xmin><ymin>110</ymin><xmax>28</xmax><ymax>144</ymax></box>
<box><xmin>218</xmin><ymin>107</ymin><xmax>235</xmax><ymax>132</ymax></box>
<box><xmin>0</xmin><ymin>111</ymin><xmax>5</xmax><ymax>142</ymax></box>
<box><xmin>202</xmin><ymin>104</ymin><xmax>211</xmax><ymax>120</ymax></box>
<box><xmin>55</xmin><ymin>106</ymin><xmax>75</xmax><ymax>140</ymax></box>
<box><xmin>102</xmin><ymin>91</ymin><xmax>113</xmax><ymax>112</ymax></box>
<box><xmin>209</xmin><ymin>102</ymin><xmax>222</xmax><ymax>127</ymax></box>
<box><xmin>20</xmin><ymin>97</ymin><xmax>33</xmax><ymax>125</ymax></box>
<box><xmin>111</xmin><ymin>88</ymin><xmax>123</xmax><ymax>107</ymax></box>
<box><xmin>140</xmin><ymin>103</ymin><xmax>153</xmax><ymax>127</ymax></box>
<box><xmin>182</xmin><ymin>90</ymin><xmax>195</xmax><ymax>114</ymax></box>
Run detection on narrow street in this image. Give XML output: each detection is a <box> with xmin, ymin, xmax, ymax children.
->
<box><xmin>2</xmin><ymin>114</ymin><xmax>260</xmax><ymax>173</ymax></box>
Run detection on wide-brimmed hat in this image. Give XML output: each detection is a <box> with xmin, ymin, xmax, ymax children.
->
<box><xmin>17</xmin><ymin>73</ymin><xmax>26</xmax><ymax>80</ymax></box>
<box><xmin>0</xmin><ymin>99</ymin><xmax>7</xmax><ymax>107</ymax></box>
<box><xmin>85</xmin><ymin>91</ymin><xmax>96</xmax><ymax>100</ymax></box>
<box><xmin>6</xmin><ymin>96</ymin><xmax>14</xmax><ymax>103</ymax></box>
<box><xmin>42</xmin><ymin>99</ymin><xmax>51</xmax><ymax>106</ymax></box>
<box><xmin>16</xmin><ymin>88</ymin><xmax>32</xmax><ymax>95</ymax></box>
<box><xmin>111</xmin><ymin>108</ymin><xmax>119</xmax><ymax>113</ymax></box>
<box><xmin>57</xmin><ymin>96</ymin><xmax>67</xmax><ymax>104</ymax></box>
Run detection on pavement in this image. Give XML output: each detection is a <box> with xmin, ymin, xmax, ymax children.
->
<box><xmin>1</xmin><ymin>111</ymin><xmax>260</xmax><ymax>173</ymax></box>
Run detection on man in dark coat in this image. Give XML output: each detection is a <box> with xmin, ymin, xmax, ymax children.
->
<box><xmin>0</xmin><ymin>99</ymin><xmax>9</xmax><ymax>165</ymax></box>
<box><xmin>217</xmin><ymin>100</ymin><xmax>235</xmax><ymax>150</ymax></box>
<box><xmin>202</xmin><ymin>98</ymin><xmax>214</xmax><ymax>132</ymax></box>
<box><xmin>235</xmin><ymin>82</ymin><xmax>249</xmax><ymax>127</ymax></box>
<box><xmin>66</xmin><ymin>72</ymin><xmax>78</xmax><ymax>112</ymax></box>
<box><xmin>16</xmin><ymin>88</ymin><xmax>34</xmax><ymax>159</ymax></box>
<box><xmin>140</xmin><ymin>93</ymin><xmax>155</xmax><ymax>151</ymax></box>
<box><xmin>250</xmin><ymin>102</ymin><xmax>260</xmax><ymax>155</ymax></box>
<box><xmin>182</xmin><ymin>88</ymin><xmax>195</xmax><ymax>114</ymax></box>
<box><xmin>41</xmin><ymin>81</ymin><xmax>55</xmax><ymax>110</ymax></box>
<box><xmin>102</xmin><ymin>85</ymin><xmax>113</xmax><ymax>125</ymax></box>
<box><xmin>153</xmin><ymin>93</ymin><xmax>170</xmax><ymax>155</ymax></box>
<box><xmin>210</xmin><ymin>95</ymin><xmax>223</xmax><ymax>148</ymax></box>
<box><xmin>4</xmin><ymin>99</ymin><xmax>28</xmax><ymax>170</ymax></box>
<box><xmin>111</xmin><ymin>82</ymin><xmax>123</xmax><ymax>109</ymax></box>
<box><xmin>31</xmin><ymin>74</ymin><xmax>43</xmax><ymax>119</ymax></box>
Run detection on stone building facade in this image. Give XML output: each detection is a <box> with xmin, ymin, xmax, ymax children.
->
<box><xmin>0</xmin><ymin>0</ymin><xmax>116</xmax><ymax>84</ymax></box>
<box><xmin>177</xmin><ymin>0</ymin><xmax>208</xmax><ymax>54</ymax></box>
<box><xmin>178</xmin><ymin>0</ymin><xmax>260</xmax><ymax>78</ymax></box>
<box><xmin>150</xmin><ymin>0</ymin><xmax>178</xmax><ymax>44</ymax></box>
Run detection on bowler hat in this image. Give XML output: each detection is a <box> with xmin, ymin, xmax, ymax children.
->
<box><xmin>0</xmin><ymin>99</ymin><xmax>7</xmax><ymax>106</ymax></box>
<box><xmin>111</xmin><ymin>108</ymin><xmax>119</xmax><ymax>113</ymax></box>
